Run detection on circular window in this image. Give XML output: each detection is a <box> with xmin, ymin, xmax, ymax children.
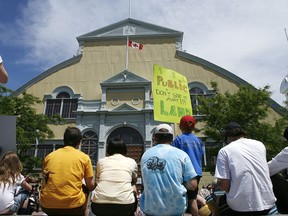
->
<box><xmin>111</xmin><ymin>98</ymin><xmax>119</xmax><ymax>106</ymax></box>
<box><xmin>131</xmin><ymin>97</ymin><xmax>140</xmax><ymax>105</ymax></box>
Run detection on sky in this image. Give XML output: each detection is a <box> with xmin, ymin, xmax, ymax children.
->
<box><xmin>0</xmin><ymin>0</ymin><xmax>288</xmax><ymax>105</ymax></box>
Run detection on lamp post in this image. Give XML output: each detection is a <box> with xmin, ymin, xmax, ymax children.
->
<box><xmin>34</xmin><ymin>129</ymin><xmax>39</xmax><ymax>157</ymax></box>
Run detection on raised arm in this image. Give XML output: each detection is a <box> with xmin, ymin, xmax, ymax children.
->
<box><xmin>0</xmin><ymin>56</ymin><xmax>8</xmax><ymax>84</ymax></box>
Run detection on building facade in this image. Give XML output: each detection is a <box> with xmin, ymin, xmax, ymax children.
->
<box><xmin>12</xmin><ymin>18</ymin><xmax>283</xmax><ymax>172</ymax></box>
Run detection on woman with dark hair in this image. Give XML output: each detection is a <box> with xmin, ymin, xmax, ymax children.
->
<box><xmin>106</xmin><ymin>138</ymin><xmax>127</xmax><ymax>156</ymax></box>
<box><xmin>91</xmin><ymin>138</ymin><xmax>138</xmax><ymax>216</ymax></box>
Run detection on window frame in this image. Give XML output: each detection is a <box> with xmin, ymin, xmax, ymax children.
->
<box><xmin>81</xmin><ymin>130</ymin><xmax>98</xmax><ymax>166</ymax></box>
<box><xmin>188</xmin><ymin>82</ymin><xmax>214</xmax><ymax>116</ymax></box>
<box><xmin>44</xmin><ymin>86</ymin><xmax>80</xmax><ymax>119</ymax></box>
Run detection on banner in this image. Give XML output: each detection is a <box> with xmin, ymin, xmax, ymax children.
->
<box><xmin>153</xmin><ymin>64</ymin><xmax>192</xmax><ymax>123</ymax></box>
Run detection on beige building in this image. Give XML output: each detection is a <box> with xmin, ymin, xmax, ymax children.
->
<box><xmin>12</xmin><ymin>18</ymin><xmax>283</xmax><ymax>171</ymax></box>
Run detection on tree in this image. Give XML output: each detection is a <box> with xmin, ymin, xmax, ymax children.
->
<box><xmin>0</xmin><ymin>85</ymin><xmax>62</xmax><ymax>173</ymax></box>
<box><xmin>198</xmin><ymin>82</ymin><xmax>287</xmax><ymax>170</ymax></box>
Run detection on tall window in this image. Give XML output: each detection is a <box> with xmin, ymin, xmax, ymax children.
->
<box><xmin>45</xmin><ymin>92</ymin><xmax>78</xmax><ymax>119</ymax></box>
<box><xmin>189</xmin><ymin>82</ymin><xmax>214</xmax><ymax>116</ymax></box>
<box><xmin>190</xmin><ymin>87</ymin><xmax>205</xmax><ymax>115</ymax></box>
<box><xmin>82</xmin><ymin>131</ymin><xmax>98</xmax><ymax>166</ymax></box>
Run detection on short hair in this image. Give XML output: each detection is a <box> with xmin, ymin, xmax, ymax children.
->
<box><xmin>224</xmin><ymin>122</ymin><xmax>246</xmax><ymax>140</ymax></box>
<box><xmin>154</xmin><ymin>133</ymin><xmax>173</xmax><ymax>144</ymax></box>
<box><xmin>107</xmin><ymin>138</ymin><xmax>127</xmax><ymax>156</ymax></box>
<box><xmin>63</xmin><ymin>127</ymin><xmax>82</xmax><ymax>147</ymax></box>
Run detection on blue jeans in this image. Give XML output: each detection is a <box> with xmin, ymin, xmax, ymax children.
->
<box><xmin>8</xmin><ymin>186</ymin><xmax>29</xmax><ymax>214</ymax></box>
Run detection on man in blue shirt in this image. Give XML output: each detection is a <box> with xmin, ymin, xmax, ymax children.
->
<box><xmin>172</xmin><ymin>115</ymin><xmax>204</xmax><ymax>216</ymax></box>
<box><xmin>140</xmin><ymin>124</ymin><xmax>197</xmax><ymax>216</ymax></box>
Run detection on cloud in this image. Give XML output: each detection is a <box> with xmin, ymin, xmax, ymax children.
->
<box><xmin>1</xmin><ymin>0</ymin><xmax>288</xmax><ymax>104</ymax></box>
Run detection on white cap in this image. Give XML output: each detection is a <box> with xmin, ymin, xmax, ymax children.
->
<box><xmin>154</xmin><ymin>124</ymin><xmax>173</xmax><ymax>135</ymax></box>
<box><xmin>0</xmin><ymin>56</ymin><xmax>2</xmax><ymax>64</ymax></box>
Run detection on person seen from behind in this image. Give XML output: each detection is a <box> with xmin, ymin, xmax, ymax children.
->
<box><xmin>268</xmin><ymin>127</ymin><xmax>288</xmax><ymax>176</ymax></box>
<box><xmin>91</xmin><ymin>138</ymin><xmax>138</xmax><ymax>216</ymax></box>
<box><xmin>140</xmin><ymin>123</ymin><xmax>198</xmax><ymax>216</ymax></box>
<box><xmin>268</xmin><ymin>127</ymin><xmax>288</xmax><ymax>214</ymax></box>
<box><xmin>215</xmin><ymin>122</ymin><xmax>278</xmax><ymax>215</ymax></box>
<box><xmin>40</xmin><ymin>127</ymin><xmax>95</xmax><ymax>216</ymax></box>
<box><xmin>172</xmin><ymin>115</ymin><xmax>204</xmax><ymax>216</ymax></box>
<box><xmin>0</xmin><ymin>151</ymin><xmax>32</xmax><ymax>215</ymax></box>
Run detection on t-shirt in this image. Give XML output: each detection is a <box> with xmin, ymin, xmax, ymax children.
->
<box><xmin>140</xmin><ymin>144</ymin><xmax>197</xmax><ymax>216</ymax></box>
<box><xmin>91</xmin><ymin>154</ymin><xmax>138</xmax><ymax>204</ymax></box>
<box><xmin>0</xmin><ymin>174</ymin><xmax>25</xmax><ymax>212</ymax></box>
<box><xmin>215</xmin><ymin>138</ymin><xmax>276</xmax><ymax>212</ymax></box>
<box><xmin>172</xmin><ymin>132</ymin><xmax>204</xmax><ymax>176</ymax></box>
<box><xmin>40</xmin><ymin>146</ymin><xmax>94</xmax><ymax>209</ymax></box>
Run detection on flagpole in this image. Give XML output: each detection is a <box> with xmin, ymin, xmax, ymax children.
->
<box><xmin>129</xmin><ymin>0</ymin><xmax>131</xmax><ymax>18</ymax></box>
<box><xmin>285</xmin><ymin>28</ymin><xmax>288</xmax><ymax>45</ymax></box>
<box><xmin>125</xmin><ymin>36</ymin><xmax>129</xmax><ymax>70</ymax></box>
<box><xmin>126</xmin><ymin>0</ymin><xmax>132</xmax><ymax>70</ymax></box>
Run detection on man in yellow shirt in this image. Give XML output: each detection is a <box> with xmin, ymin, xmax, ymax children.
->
<box><xmin>40</xmin><ymin>127</ymin><xmax>96</xmax><ymax>216</ymax></box>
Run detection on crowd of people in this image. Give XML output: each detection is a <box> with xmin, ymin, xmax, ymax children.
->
<box><xmin>1</xmin><ymin>115</ymin><xmax>288</xmax><ymax>216</ymax></box>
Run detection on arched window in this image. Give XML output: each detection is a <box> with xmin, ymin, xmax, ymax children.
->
<box><xmin>189</xmin><ymin>82</ymin><xmax>214</xmax><ymax>116</ymax></box>
<box><xmin>45</xmin><ymin>89</ymin><xmax>79</xmax><ymax>119</ymax></box>
<box><xmin>190</xmin><ymin>87</ymin><xmax>205</xmax><ymax>115</ymax></box>
<box><xmin>82</xmin><ymin>130</ymin><xmax>98</xmax><ymax>166</ymax></box>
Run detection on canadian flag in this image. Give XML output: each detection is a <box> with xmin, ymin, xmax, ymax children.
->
<box><xmin>128</xmin><ymin>40</ymin><xmax>143</xmax><ymax>50</ymax></box>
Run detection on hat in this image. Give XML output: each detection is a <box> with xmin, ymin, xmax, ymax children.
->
<box><xmin>225</xmin><ymin>122</ymin><xmax>242</xmax><ymax>130</ymax></box>
<box><xmin>154</xmin><ymin>124</ymin><xmax>173</xmax><ymax>135</ymax></box>
<box><xmin>180</xmin><ymin>115</ymin><xmax>196</xmax><ymax>131</ymax></box>
<box><xmin>224</xmin><ymin>122</ymin><xmax>244</xmax><ymax>139</ymax></box>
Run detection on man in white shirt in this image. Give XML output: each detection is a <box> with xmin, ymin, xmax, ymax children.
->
<box><xmin>215</xmin><ymin>122</ymin><xmax>277</xmax><ymax>215</ymax></box>
<box><xmin>268</xmin><ymin>127</ymin><xmax>288</xmax><ymax>176</ymax></box>
<box><xmin>268</xmin><ymin>127</ymin><xmax>288</xmax><ymax>214</ymax></box>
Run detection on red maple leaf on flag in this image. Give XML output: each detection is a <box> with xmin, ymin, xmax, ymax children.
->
<box><xmin>128</xmin><ymin>40</ymin><xmax>143</xmax><ymax>50</ymax></box>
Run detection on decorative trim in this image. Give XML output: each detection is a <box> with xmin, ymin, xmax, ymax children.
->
<box><xmin>111</xmin><ymin>98</ymin><xmax>119</xmax><ymax>106</ymax></box>
<box><xmin>131</xmin><ymin>97</ymin><xmax>140</xmax><ymax>105</ymax></box>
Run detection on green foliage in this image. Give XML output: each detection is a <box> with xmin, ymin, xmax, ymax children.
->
<box><xmin>0</xmin><ymin>85</ymin><xmax>63</xmax><ymax>173</ymax></box>
<box><xmin>198</xmin><ymin>82</ymin><xmax>288</xmax><ymax>170</ymax></box>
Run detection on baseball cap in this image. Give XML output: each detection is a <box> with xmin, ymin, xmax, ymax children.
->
<box><xmin>180</xmin><ymin>115</ymin><xmax>196</xmax><ymax>131</ymax></box>
<box><xmin>154</xmin><ymin>124</ymin><xmax>173</xmax><ymax>135</ymax></box>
